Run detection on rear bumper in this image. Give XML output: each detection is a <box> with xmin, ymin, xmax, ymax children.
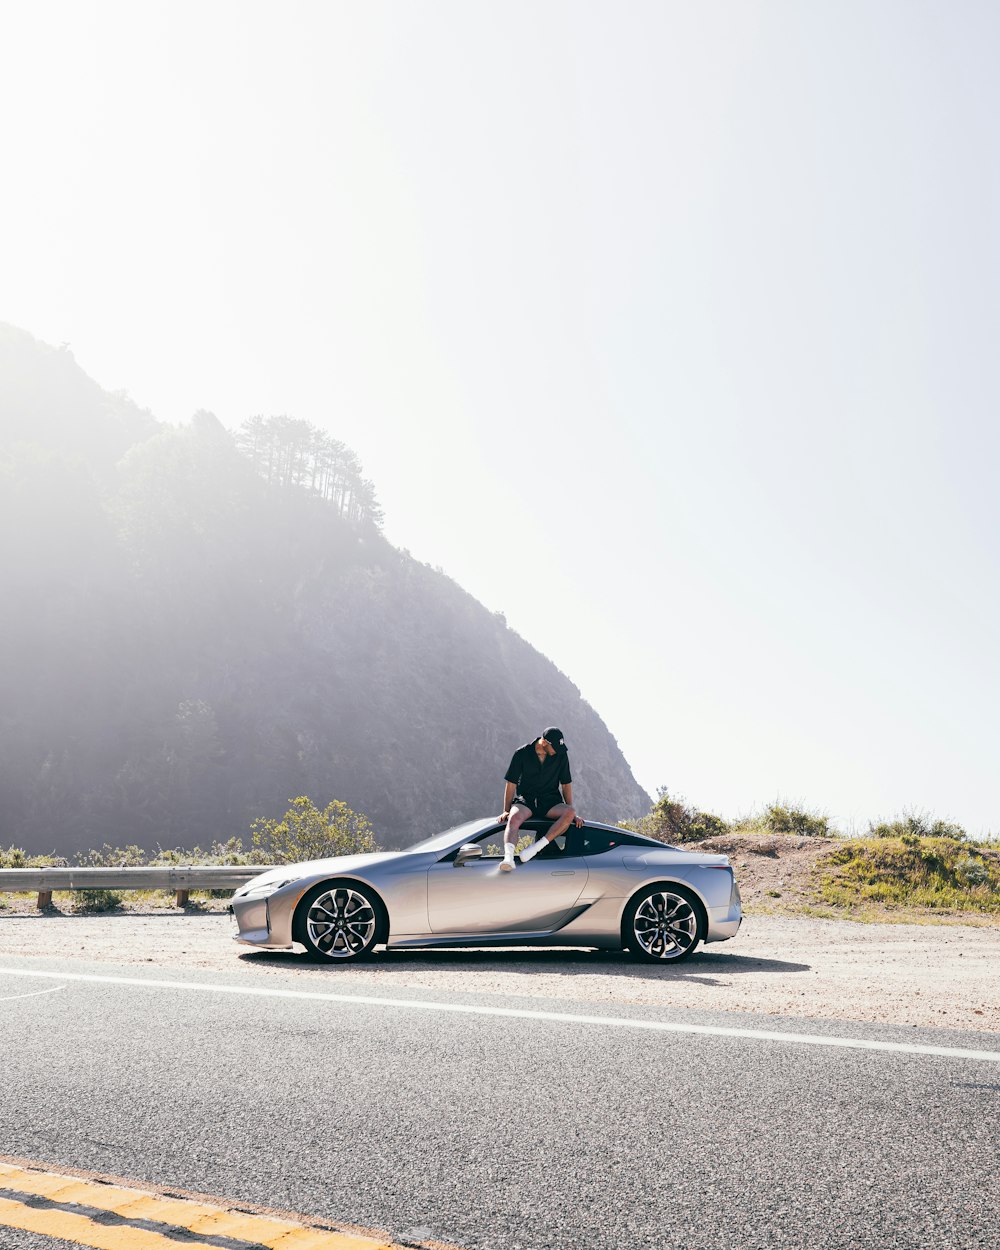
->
<box><xmin>705</xmin><ymin>903</ymin><xmax>742</xmax><ymax>943</ymax></box>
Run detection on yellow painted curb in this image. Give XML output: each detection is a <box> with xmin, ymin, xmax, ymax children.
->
<box><xmin>0</xmin><ymin>1194</ymin><xmax>224</xmax><ymax>1250</ymax></box>
<box><xmin>0</xmin><ymin>1159</ymin><xmax>410</xmax><ymax>1250</ymax></box>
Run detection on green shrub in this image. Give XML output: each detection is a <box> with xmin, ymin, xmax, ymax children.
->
<box><xmin>74</xmin><ymin>844</ymin><xmax>147</xmax><ymax>868</ymax></box>
<box><xmin>815</xmin><ymin>836</ymin><xmax>1000</xmax><ymax>913</ymax></box>
<box><xmin>74</xmin><ymin>889</ymin><xmax>125</xmax><ymax>912</ymax></box>
<box><xmin>622</xmin><ymin>788</ymin><xmax>729</xmax><ymax>845</ymax></box>
<box><xmin>867</xmin><ymin>811</ymin><xmax>967</xmax><ymax>842</ymax></box>
<box><xmin>153</xmin><ymin>837</ymin><xmax>260</xmax><ymax>867</ymax></box>
<box><xmin>732</xmin><ymin>802</ymin><xmax>834</xmax><ymax>839</ymax></box>
<box><xmin>0</xmin><ymin>846</ymin><xmax>62</xmax><ymax>868</ymax></box>
<box><xmin>956</xmin><ymin>856</ymin><xmax>990</xmax><ymax>887</ymax></box>
<box><xmin>250</xmin><ymin>796</ymin><xmax>379</xmax><ymax>864</ymax></box>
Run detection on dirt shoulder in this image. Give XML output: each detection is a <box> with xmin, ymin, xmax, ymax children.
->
<box><xmin>1</xmin><ymin>905</ymin><xmax>996</xmax><ymax>1035</ymax></box>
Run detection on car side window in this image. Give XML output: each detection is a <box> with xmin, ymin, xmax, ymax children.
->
<box><xmin>471</xmin><ymin>829</ymin><xmax>506</xmax><ymax>859</ymax></box>
<box><xmin>511</xmin><ymin>822</ymin><xmax>567</xmax><ymax>858</ymax></box>
<box><xmin>470</xmin><ymin>824</ymin><xmax>569</xmax><ymax>859</ymax></box>
<box><xmin>442</xmin><ymin>824</ymin><xmax>570</xmax><ymax>862</ymax></box>
<box><xmin>532</xmin><ymin>832</ymin><xmax>567</xmax><ymax>859</ymax></box>
<box><xmin>573</xmin><ymin>828</ymin><xmax>624</xmax><ymax>856</ymax></box>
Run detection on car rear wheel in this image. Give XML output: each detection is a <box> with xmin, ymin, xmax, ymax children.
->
<box><xmin>623</xmin><ymin>884</ymin><xmax>703</xmax><ymax>963</ymax></box>
<box><xmin>293</xmin><ymin>881</ymin><xmax>385</xmax><ymax>961</ymax></box>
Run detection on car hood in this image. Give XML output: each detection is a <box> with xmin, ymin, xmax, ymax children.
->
<box><xmin>242</xmin><ymin>851</ymin><xmax>403</xmax><ymax>892</ymax></box>
<box><xmin>288</xmin><ymin>850</ymin><xmax>404</xmax><ymax>877</ymax></box>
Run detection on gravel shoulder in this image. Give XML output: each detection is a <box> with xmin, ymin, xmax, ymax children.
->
<box><xmin>1</xmin><ymin>907</ymin><xmax>996</xmax><ymax>1034</ymax></box>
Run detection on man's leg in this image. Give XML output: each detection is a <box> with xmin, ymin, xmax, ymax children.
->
<box><xmin>542</xmin><ymin>802</ymin><xmax>577</xmax><ymax>841</ymax></box>
<box><xmin>501</xmin><ymin>803</ymin><xmax>532</xmax><ymax>871</ymax></box>
<box><xmin>519</xmin><ymin>802</ymin><xmax>576</xmax><ymax>862</ymax></box>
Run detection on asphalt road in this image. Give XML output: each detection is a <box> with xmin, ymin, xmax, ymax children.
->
<box><xmin>1</xmin><ymin>954</ymin><xmax>998</xmax><ymax>1250</ymax></box>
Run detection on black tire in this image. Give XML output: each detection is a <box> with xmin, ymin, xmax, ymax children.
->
<box><xmin>293</xmin><ymin>880</ymin><xmax>387</xmax><ymax>962</ymax></box>
<box><xmin>622</xmin><ymin>883</ymin><xmax>704</xmax><ymax>964</ymax></box>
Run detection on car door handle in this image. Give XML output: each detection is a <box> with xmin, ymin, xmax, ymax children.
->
<box><xmin>549</xmin><ymin>870</ymin><xmax>576</xmax><ymax>876</ymax></box>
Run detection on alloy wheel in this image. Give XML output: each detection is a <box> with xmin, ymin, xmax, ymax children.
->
<box><xmin>305</xmin><ymin>886</ymin><xmax>377</xmax><ymax>958</ymax></box>
<box><xmin>631</xmin><ymin>890</ymin><xmax>698</xmax><ymax>960</ymax></box>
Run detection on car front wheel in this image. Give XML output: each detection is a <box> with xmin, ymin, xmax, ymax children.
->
<box><xmin>293</xmin><ymin>881</ymin><xmax>385</xmax><ymax>961</ymax></box>
<box><xmin>623</xmin><ymin>884</ymin><xmax>703</xmax><ymax>963</ymax></box>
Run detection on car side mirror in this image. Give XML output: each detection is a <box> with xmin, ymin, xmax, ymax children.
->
<box><xmin>454</xmin><ymin>843</ymin><xmax>484</xmax><ymax>867</ymax></box>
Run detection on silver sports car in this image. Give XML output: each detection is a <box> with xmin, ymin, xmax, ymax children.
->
<box><xmin>231</xmin><ymin>817</ymin><xmax>742</xmax><ymax>964</ymax></box>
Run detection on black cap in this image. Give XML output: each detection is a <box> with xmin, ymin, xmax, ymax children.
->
<box><xmin>542</xmin><ymin>727</ymin><xmax>567</xmax><ymax>753</ymax></box>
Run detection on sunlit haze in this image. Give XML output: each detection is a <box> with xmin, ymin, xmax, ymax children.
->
<box><xmin>3</xmin><ymin>1</ymin><xmax>997</xmax><ymax>833</ymax></box>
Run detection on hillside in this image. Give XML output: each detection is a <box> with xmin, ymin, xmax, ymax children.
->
<box><xmin>0</xmin><ymin>324</ymin><xmax>650</xmax><ymax>854</ymax></box>
<box><xmin>690</xmin><ymin>831</ymin><xmax>1000</xmax><ymax>923</ymax></box>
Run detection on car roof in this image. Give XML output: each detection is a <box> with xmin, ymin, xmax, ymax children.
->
<box><xmin>406</xmin><ymin>817</ymin><xmax>673</xmax><ymax>857</ymax></box>
<box><xmin>480</xmin><ymin>817</ymin><xmax>670</xmax><ymax>850</ymax></box>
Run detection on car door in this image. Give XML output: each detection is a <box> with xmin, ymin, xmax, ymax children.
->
<box><xmin>426</xmin><ymin>828</ymin><xmax>589</xmax><ymax>934</ymax></box>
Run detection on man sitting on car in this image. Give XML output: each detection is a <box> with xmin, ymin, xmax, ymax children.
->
<box><xmin>498</xmin><ymin>726</ymin><xmax>584</xmax><ymax>871</ymax></box>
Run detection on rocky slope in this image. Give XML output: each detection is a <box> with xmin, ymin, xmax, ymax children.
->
<box><xmin>0</xmin><ymin>324</ymin><xmax>650</xmax><ymax>853</ymax></box>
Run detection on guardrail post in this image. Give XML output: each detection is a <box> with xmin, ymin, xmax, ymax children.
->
<box><xmin>175</xmin><ymin>889</ymin><xmax>190</xmax><ymax>908</ymax></box>
<box><xmin>37</xmin><ymin>890</ymin><xmax>52</xmax><ymax>910</ymax></box>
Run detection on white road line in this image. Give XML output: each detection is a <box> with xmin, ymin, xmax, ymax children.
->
<box><xmin>0</xmin><ymin>984</ymin><xmax>65</xmax><ymax>1003</ymax></box>
<box><xmin>1</xmin><ymin>966</ymin><xmax>998</xmax><ymax>1063</ymax></box>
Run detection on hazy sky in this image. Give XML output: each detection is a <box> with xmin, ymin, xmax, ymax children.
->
<box><xmin>2</xmin><ymin>1</ymin><xmax>998</xmax><ymax>833</ymax></box>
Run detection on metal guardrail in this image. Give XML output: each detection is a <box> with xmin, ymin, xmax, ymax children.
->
<box><xmin>0</xmin><ymin>865</ymin><xmax>276</xmax><ymax>910</ymax></box>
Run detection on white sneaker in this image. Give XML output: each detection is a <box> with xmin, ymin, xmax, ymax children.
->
<box><xmin>500</xmin><ymin>846</ymin><xmax>515</xmax><ymax>872</ymax></box>
<box><xmin>519</xmin><ymin>839</ymin><xmax>546</xmax><ymax>864</ymax></box>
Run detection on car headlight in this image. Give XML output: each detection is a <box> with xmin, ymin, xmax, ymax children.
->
<box><xmin>239</xmin><ymin>878</ymin><xmax>296</xmax><ymax>898</ymax></box>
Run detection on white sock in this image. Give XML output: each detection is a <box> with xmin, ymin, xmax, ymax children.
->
<box><xmin>503</xmin><ymin>843</ymin><xmax>515</xmax><ymax>862</ymax></box>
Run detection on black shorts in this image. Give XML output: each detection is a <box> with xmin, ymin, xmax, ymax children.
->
<box><xmin>513</xmin><ymin>794</ymin><xmax>562</xmax><ymax>818</ymax></box>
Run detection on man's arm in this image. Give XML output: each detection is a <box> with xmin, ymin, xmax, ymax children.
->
<box><xmin>560</xmin><ymin>782</ymin><xmax>585</xmax><ymax>827</ymax></box>
<box><xmin>500</xmin><ymin>780</ymin><xmax>517</xmax><ymax>822</ymax></box>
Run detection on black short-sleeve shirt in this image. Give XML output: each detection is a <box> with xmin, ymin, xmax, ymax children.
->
<box><xmin>504</xmin><ymin>740</ymin><xmax>572</xmax><ymax>803</ymax></box>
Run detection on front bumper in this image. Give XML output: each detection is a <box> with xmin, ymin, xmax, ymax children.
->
<box><xmin>230</xmin><ymin>895</ymin><xmax>294</xmax><ymax>949</ymax></box>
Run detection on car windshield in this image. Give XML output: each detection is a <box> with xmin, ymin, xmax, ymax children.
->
<box><xmin>400</xmin><ymin>818</ymin><xmax>497</xmax><ymax>854</ymax></box>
